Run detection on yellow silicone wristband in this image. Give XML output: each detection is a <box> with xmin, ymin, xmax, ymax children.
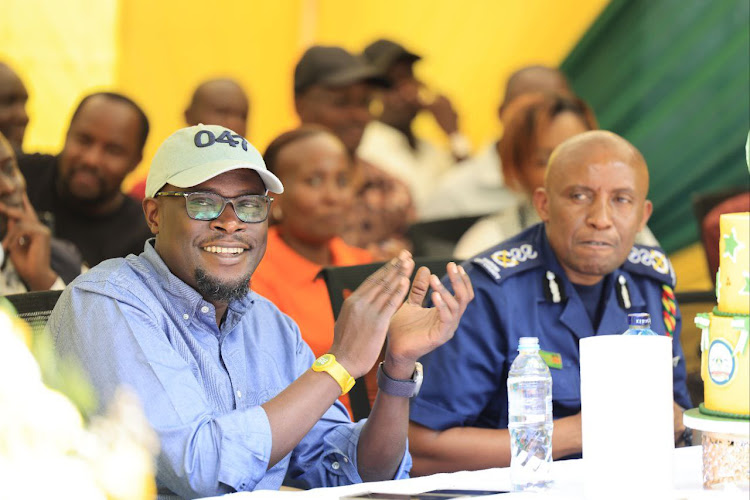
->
<box><xmin>311</xmin><ymin>354</ymin><xmax>355</xmax><ymax>395</ymax></box>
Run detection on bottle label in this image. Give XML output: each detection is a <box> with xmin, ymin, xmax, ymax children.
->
<box><xmin>707</xmin><ymin>339</ymin><xmax>735</xmax><ymax>385</ymax></box>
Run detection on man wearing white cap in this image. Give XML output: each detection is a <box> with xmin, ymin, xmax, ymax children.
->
<box><xmin>50</xmin><ymin>124</ymin><xmax>473</xmax><ymax>498</ymax></box>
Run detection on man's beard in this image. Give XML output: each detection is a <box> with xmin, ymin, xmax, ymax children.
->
<box><xmin>58</xmin><ymin>166</ymin><xmax>113</xmax><ymax>206</ymax></box>
<box><xmin>194</xmin><ymin>268</ymin><xmax>251</xmax><ymax>303</ymax></box>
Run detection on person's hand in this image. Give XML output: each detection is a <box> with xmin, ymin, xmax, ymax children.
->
<box><xmin>0</xmin><ymin>193</ymin><xmax>58</xmax><ymax>290</ymax></box>
<box><xmin>385</xmin><ymin>262</ymin><xmax>474</xmax><ymax>378</ymax></box>
<box><xmin>423</xmin><ymin>94</ymin><xmax>459</xmax><ymax>136</ymax></box>
<box><xmin>330</xmin><ymin>251</ymin><xmax>415</xmax><ymax>378</ymax></box>
<box><xmin>551</xmin><ymin>412</ymin><xmax>583</xmax><ymax>459</ymax></box>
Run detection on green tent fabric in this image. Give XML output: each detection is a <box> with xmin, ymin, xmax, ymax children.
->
<box><xmin>561</xmin><ymin>0</ymin><xmax>750</xmax><ymax>253</ymax></box>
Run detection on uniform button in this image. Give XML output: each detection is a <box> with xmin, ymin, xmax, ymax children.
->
<box><xmin>182</xmin><ymin>314</ymin><xmax>189</xmax><ymax>320</ymax></box>
<box><xmin>236</xmin><ymin>390</ymin><xmax>242</xmax><ymax>399</ymax></box>
<box><xmin>331</xmin><ymin>461</ymin><xmax>340</xmax><ymax>470</ymax></box>
<box><xmin>201</xmin><ymin>306</ymin><xmax>209</xmax><ymax>313</ymax></box>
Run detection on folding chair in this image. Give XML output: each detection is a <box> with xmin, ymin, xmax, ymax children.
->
<box><xmin>405</xmin><ymin>215</ymin><xmax>485</xmax><ymax>258</ymax></box>
<box><xmin>4</xmin><ymin>290</ymin><xmax>63</xmax><ymax>335</ymax></box>
<box><xmin>321</xmin><ymin>257</ymin><xmax>453</xmax><ymax>421</ymax></box>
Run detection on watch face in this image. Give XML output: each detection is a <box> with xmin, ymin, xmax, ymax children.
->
<box><xmin>314</xmin><ymin>354</ymin><xmax>333</xmax><ymax>368</ymax></box>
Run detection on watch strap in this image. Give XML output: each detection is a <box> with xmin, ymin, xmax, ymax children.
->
<box><xmin>376</xmin><ymin>361</ymin><xmax>423</xmax><ymax>398</ymax></box>
<box><xmin>312</xmin><ymin>354</ymin><xmax>355</xmax><ymax>395</ymax></box>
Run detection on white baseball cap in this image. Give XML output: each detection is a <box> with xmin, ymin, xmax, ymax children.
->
<box><xmin>145</xmin><ymin>124</ymin><xmax>284</xmax><ymax>198</ymax></box>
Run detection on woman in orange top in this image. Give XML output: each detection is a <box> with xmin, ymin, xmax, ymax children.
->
<box><xmin>251</xmin><ymin>126</ymin><xmax>373</xmax><ymax>418</ymax></box>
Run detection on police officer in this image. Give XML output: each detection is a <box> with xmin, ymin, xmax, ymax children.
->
<box><xmin>408</xmin><ymin>131</ymin><xmax>692</xmax><ymax>476</ymax></box>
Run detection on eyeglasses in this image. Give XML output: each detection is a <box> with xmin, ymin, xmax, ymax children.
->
<box><xmin>155</xmin><ymin>191</ymin><xmax>273</xmax><ymax>223</ymax></box>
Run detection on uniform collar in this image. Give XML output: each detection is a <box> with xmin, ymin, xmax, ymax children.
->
<box><xmin>535</xmin><ymin>228</ymin><xmax>646</xmax><ymax>336</ymax></box>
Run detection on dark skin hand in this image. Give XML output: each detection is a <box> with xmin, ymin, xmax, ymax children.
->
<box><xmin>0</xmin><ymin>193</ymin><xmax>58</xmax><ymax>290</ymax></box>
<box><xmin>423</xmin><ymin>94</ymin><xmax>459</xmax><ymax>136</ymax></box>
<box><xmin>262</xmin><ymin>253</ymin><xmax>474</xmax><ymax>482</ymax></box>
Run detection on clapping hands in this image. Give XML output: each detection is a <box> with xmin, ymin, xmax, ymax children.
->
<box><xmin>330</xmin><ymin>251</ymin><xmax>473</xmax><ymax>379</ymax></box>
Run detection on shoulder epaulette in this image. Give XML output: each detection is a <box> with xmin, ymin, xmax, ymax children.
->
<box><xmin>622</xmin><ymin>244</ymin><xmax>676</xmax><ymax>287</ymax></box>
<box><xmin>470</xmin><ymin>240</ymin><xmax>542</xmax><ymax>283</ymax></box>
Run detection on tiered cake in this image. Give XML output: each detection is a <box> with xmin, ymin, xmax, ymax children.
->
<box><xmin>695</xmin><ymin>212</ymin><xmax>750</xmax><ymax>418</ymax></box>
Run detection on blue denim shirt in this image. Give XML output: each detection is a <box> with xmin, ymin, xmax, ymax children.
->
<box><xmin>50</xmin><ymin>240</ymin><xmax>410</xmax><ymax>498</ymax></box>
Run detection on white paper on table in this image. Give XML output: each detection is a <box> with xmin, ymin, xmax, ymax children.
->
<box><xmin>580</xmin><ymin>335</ymin><xmax>674</xmax><ymax>500</ymax></box>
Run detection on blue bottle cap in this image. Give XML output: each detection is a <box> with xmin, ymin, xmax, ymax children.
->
<box><xmin>628</xmin><ymin>313</ymin><xmax>651</xmax><ymax>328</ymax></box>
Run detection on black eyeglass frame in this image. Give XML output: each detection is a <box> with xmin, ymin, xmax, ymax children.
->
<box><xmin>155</xmin><ymin>191</ymin><xmax>274</xmax><ymax>223</ymax></box>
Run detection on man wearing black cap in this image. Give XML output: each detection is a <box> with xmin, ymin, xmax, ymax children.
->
<box><xmin>358</xmin><ymin>39</ymin><xmax>470</xmax><ymax>217</ymax></box>
<box><xmin>294</xmin><ymin>45</ymin><xmax>415</xmax><ymax>259</ymax></box>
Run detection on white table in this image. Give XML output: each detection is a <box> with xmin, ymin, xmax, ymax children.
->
<box><xmin>205</xmin><ymin>446</ymin><xmax>747</xmax><ymax>499</ymax></box>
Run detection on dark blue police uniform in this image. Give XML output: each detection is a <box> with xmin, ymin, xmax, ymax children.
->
<box><xmin>410</xmin><ymin>223</ymin><xmax>692</xmax><ymax>432</ymax></box>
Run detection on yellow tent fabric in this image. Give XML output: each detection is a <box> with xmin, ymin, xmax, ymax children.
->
<box><xmin>1</xmin><ymin>0</ymin><xmax>608</xmax><ymax>190</ymax></box>
<box><xmin>1</xmin><ymin>0</ymin><xmax>118</xmax><ymax>153</ymax></box>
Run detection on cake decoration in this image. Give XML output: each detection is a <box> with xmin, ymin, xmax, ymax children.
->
<box><xmin>722</xmin><ymin>227</ymin><xmax>744</xmax><ymax>263</ymax></box>
<box><xmin>707</xmin><ymin>339</ymin><xmax>735</xmax><ymax>385</ymax></box>
<box><xmin>696</xmin><ymin>212</ymin><xmax>750</xmax><ymax>419</ymax></box>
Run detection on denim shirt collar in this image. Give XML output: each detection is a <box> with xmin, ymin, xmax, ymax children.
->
<box><xmin>140</xmin><ymin>238</ymin><xmax>255</xmax><ymax>333</ymax></box>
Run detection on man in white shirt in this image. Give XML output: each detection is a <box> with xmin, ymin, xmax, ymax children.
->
<box><xmin>420</xmin><ymin>65</ymin><xmax>572</xmax><ymax>222</ymax></box>
<box><xmin>358</xmin><ymin>39</ymin><xmax>471</xmax><ymax>218</ymax></box>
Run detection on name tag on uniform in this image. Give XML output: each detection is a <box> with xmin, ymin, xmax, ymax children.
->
<box><xmin>539</xmin><ymin>350</ymin><xmax>563</xmax><ymax>370</ymax></box>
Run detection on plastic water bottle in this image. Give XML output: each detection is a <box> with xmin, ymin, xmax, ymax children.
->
<box><xmin>622</xmin><ymin>313</ymin><xmax>658</xmax><ymax>336</ymax></box>
<box><xmin>507</xmin><ymin>336</ymin><xmax>553</xmax><ymax>491</ymax></box>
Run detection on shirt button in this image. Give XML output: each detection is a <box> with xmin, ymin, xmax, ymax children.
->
<box><xmin>331</xmin><ymin>461</ymin><xmax>340</xmax><ymax>470</ymax></box>
<box><xmin>201</xmin><ymin>306</ymin><xmax>209</xmax><ymax>313</ymax></box>
<box><xmin>343</xmin><ymin>457</ymin><xmax>349</xmax><ymax>463</ymax></box>
<box><xmin>182</xmin><ymin>314</ymin><xmax>189</xmax><ymax>320</ymax></box>
<box><xmin>236</xmin><ymin>390</ymin><xmax>242</xmax><ymax>399</ymax></box>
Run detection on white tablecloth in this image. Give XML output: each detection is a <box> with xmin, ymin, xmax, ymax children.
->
<box><xmin>205</xmin><ymin>446</ymin><xmax>747</xmax><ymax>500</ymax></box>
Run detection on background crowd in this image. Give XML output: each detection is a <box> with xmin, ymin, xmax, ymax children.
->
<box><xmin>0</xmin><ymin>0</ymin><xmax>749</xmax><ymax>495</ymax></box>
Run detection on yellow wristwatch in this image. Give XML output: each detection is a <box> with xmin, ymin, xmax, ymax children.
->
<box><xmin>311</xmin><ymin>354</ymin><xmax>355</xmax><ymax>395</ymax></box>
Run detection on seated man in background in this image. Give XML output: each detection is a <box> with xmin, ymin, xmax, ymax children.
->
<box><xmin>129</xmin><ymin>77</ymin><xmax>251</xmax><ymax>200</ymax></box>
<box><xmin>294</xmin><ymin>45</ymin><xmax>415</xmax><ymax>259</ymax></box>
<box><xmin>409</xmin><ymin>131</ymin><xmax>691</xmax><ymax>476</ymax></box>
<box><xmin>18</xmin><ymin>92</ymin><xmax>152</xmax><ymax>266</ymax></box>
<box><xmin>184</xmin><ymin>78</ymin><xmax>250</xmax><ymax>137</ymax></box>
<box><xmin>51</xmin><ymin>124</ymin><xmax>474</xmax><ymax>497</ymax></box>
<box><xmin>252</xmin><ymin>125</ymin><xmax>373</xmax><ymax>417</ymax></box>
<box><xmin>0</xmin><ymin>132</ymin><xmax>83</xmax><ymax>293</ymax></box>
<box><xmin>421</xmin><ymin>65</ymin><xmax>572</xmax><ymax>222</ymax></box>
<box><xmin>358</xmin><ymin>39</ymin><xmax>470</xmax><ymax>216</ymax></box>
<box><xmin>0</xmin><ymin>62</ymin><xmax>29</xmax><ymax>154</ymax></box>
